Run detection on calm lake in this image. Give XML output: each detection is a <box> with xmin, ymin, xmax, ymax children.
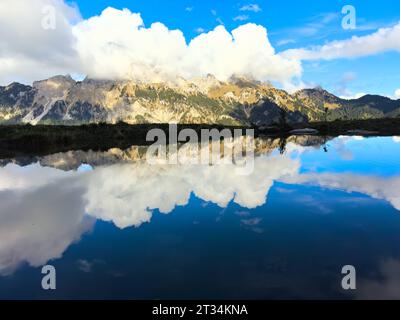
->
<box><xmin>1</xmin><ymin>135</ymin><xmax>400</xmax><ymax>299</ymax></box>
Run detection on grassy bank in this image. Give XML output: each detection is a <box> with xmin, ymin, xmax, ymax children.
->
<box><xmin>0</xmin><ymin>123</ymin><xmax>246</xmax><ymax>158</ymax></box>
<box><xmin>1</xmin><ymin>118</ymin><xmax>399</xmax><ymax>159</ymax></box>
<box><xmin>303</xmin><ymin>118</ymin><xmax>400</xmax><ymax>136</ymax></box>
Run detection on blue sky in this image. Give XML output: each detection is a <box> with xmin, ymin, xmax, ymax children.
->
<box><xmin>66</xmin><ymin>0</ymin><xmax>400</xmax><ymax>97</ymax></box>
<box><xmin>2</xmin><ymin>0</ymin><xmax>400</xmax><ymax>97</ymax></box>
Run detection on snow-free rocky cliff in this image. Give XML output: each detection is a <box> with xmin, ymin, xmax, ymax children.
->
<box><xmin>1</xmin><ymin>75</ymin><xmax>399</xmax><ymax>126</ymax></box>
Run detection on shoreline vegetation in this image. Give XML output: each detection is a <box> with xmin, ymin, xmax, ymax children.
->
<box><xmin>0</xmin><ymin>118</ymin><xmax>400</xmax><ymax>159</ymax></box>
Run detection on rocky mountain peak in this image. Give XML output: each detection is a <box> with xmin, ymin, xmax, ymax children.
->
<box><xmin>33</xmin><ymin>75</ymin><xmax>75</xmax><ymax>88</ymax></box>
<box><xmin>1</xmin><ymin>74</ymin><xmax>399</xmax><ymax>126</ymax></box>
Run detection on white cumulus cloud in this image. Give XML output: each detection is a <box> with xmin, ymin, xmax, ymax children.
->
<box><xmin>233</xmin><ymin>15</ymin><xmax>249</xmax><ymax>22</ymax></box>
<box><xmin>240</xmin><ymin>4</ymin><xmax>262</xmax><ymax>13</ymax></box>
<box><xmin>339</xmin><ymin>92</ymin><xmax>366</xmax><ymax>100</ymax></box>
<box><xmin>0</xmin><ymin>1</ymin><xmax>301</xmax><ymax>87</ymax></box>
<box><xmin>282</xmin><ymin>22</ymin><xmax>400</xmax><ymax>61</ymax></box>
<box><xmin>0</xmin><ymin>0</ymin><xmax>80</xmax><ymax>84</ymax></box>
<box><xmin>73</xmin><ymin>8</ymin><xmax>301</xmax><ymax>84</ymax></box>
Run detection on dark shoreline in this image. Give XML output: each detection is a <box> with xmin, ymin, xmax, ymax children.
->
<box><xmin>296</xmin><ymin>118</ymin><xmax>400</xmax><ymax>137</ymax></box>
<box><xmin>0</xmin><ymin>118</ymin><xmax>399</xmax><ymax>159</ymax></box>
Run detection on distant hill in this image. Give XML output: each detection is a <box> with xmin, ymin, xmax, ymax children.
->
<box><xmin>0</xmin><ymin>75</ymin><xmax>399</xmax><ymax>126</ymax></box>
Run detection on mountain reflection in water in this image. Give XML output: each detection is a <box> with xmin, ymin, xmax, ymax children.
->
<box><xmin>0</xmin><ymin>135</ymin><xmax>400</xmax><ymax>299</ymax></box>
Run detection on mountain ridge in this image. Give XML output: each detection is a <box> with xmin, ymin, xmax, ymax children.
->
<box><xmin>1</xmin><ymin>75</ymin><xmax>399</xmax><ymax>126</ymax></box>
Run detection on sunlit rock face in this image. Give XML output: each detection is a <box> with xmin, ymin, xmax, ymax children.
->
<box><xmin>0</xmin><ymin>75</ymin><xmax>310</xmax><ymax>126</ymax></box>
<box><xmin>2</xmin><ymin>74</ymin><xmax>400</xmax><ymax>126</ymax></box>
<box><xmin>0</xmin><ymin>83</ymin><xmax>35</xmax><ymax>122</ymax></box>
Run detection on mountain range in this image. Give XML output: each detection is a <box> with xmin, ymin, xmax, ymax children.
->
<box><xmin>1</xmin><ymin>75</ymin><xmax>399</xmax><ymax>126</ymax></box>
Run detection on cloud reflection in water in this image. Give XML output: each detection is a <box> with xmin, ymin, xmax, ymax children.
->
<box><xmin>0</xmin><ymin>136</ymin><xmax>399</xmax><ymax>276</ymax></box>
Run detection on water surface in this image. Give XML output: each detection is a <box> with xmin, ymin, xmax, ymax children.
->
<box><xmin>1</xmin><ymin>135</ymin><xmax>400</xmax><ymax>299</ymax></box>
